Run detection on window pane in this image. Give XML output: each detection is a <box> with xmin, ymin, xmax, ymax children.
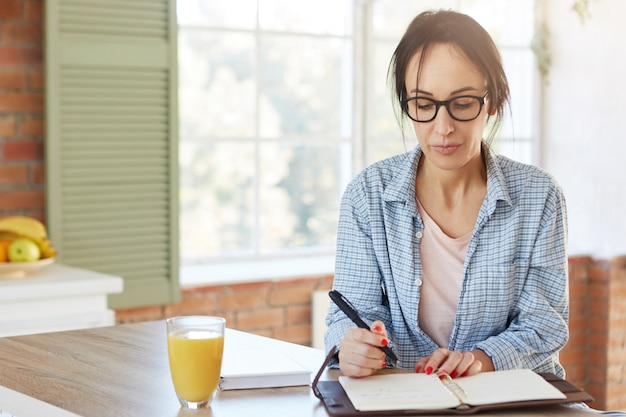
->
<box><xmin>372</xmin><ymin>0</ymin><xmax>457</xmax><ymax>39</ymax></box>
<box><xmin>368</xmin><ymin>40</ymin><xmax>397</xmax><ymax>138</ymax></box>
<box><xmin>259</xmin><ymin>35</ymin><xmax>353</xmax><ymax>138</ymax></box>
<box><xmin>258</xmin><ymin>143</ymin><xmax>345</xmax><ymax>253</ymax></box>
<box><xmin>179</xmin><ymin>31</ymin><xmax>256</xmax><ymax>138</ymax></box>
<box><xmin>366</xmin><ymin>39</ymin><xmax>407</xmax><ymax>164</ymax></box>
<box><xmin>177</xmin><ymin>0</ymin><xmax>257</xmax><ymax>29</ymax></box>
<box><xmin>259</xmin><ymin>0</ymin><xmax>353</xmax><ymax>35</ymax></box>
<box><xmin>180</xmin><ymin>141</ymin><xmax>255</xmax><ymax>260</ymax></box>
<box><xmin>501</xmin><ymin>49</ymin><xmax>536</xmax><ymax>139</ymax></box>
<box><xmin>460</xmin><ymin>0</ymin><xmax>535</xmax><ymax>45</ymax></box>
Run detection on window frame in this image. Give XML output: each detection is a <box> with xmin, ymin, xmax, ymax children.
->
<box><xmin>178</xmin><ymin>0</ymin><xmax>540</xmax><ymax>287</ymax></box>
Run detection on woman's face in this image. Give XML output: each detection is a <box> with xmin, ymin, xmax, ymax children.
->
<box><xmin>405</xmin><ymin>43</ymin><xmax>490</xmax><ymax>174</ymax></box>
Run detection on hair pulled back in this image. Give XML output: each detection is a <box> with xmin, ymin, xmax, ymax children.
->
<box><xmin>389</xmin><ymin>10</ymin><xmax>510</xmax><ymax>141</ymax></box>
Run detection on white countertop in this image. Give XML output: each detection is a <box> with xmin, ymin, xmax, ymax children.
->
<box><xmin>0</xmin><ymin>263</ymin><xmax>124</xmax><ymax>337</ymax></box>
<box><xmin>0</xmin><ymin>263</ymin><xmax>123</xmax><ymax>301</ymax></box>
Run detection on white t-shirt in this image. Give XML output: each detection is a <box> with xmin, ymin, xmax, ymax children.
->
<box><xmin>416</xmin><ymin>199</ymin><xmax>471</xmax><ymax>348</ymax></box>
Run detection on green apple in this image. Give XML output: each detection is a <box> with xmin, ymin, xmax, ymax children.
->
<box><xmin>7</xmin><ymin>237</ymin><xmax>41</xmax><ymax>262</ymax></box>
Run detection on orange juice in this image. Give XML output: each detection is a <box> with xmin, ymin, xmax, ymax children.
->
<box><xmin>167</xmin><ymin>329</ymin><xmax>224</xmax><ymax>402</ymax></box>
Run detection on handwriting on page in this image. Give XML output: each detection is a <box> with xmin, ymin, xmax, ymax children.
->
<box><xmin>338</xmin><ymin>373</ymin><xmax>461</xmax><ymax>411</ymax></box>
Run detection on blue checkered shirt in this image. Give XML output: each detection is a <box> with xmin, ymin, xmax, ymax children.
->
<box><xmin>325</xmin><ymin>144</ymin><xmax>569</xmax><ymax>377</ymax></box>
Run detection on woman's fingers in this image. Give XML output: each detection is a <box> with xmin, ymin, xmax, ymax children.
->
<box><xmin>370</xmin><ymin>320</ymin><xmax>388</xmax><ymax>338</ymax></box>
<box><xmin>414</xmin><ymin>348</ymin><xmax>484</xmax><ymax>378</ymax></box>
<box><xmin>461</xmin><ymin>357</ymin><xmax>483</xmax><ymax>377</ymax></box>
<box><xmin>338</xmin><ymin>327</ymin><xmax>388</xmax><ymax>377</ymax></box>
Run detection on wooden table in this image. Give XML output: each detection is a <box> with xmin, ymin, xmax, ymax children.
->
<box><xmin>0</xmin><ymin>321</ymin><xmax>598</xmax><ymax>417</ymax></box>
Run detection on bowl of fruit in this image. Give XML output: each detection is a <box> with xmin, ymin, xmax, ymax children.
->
<box><xmin>0</xmin><ymin>216</ymin><xmax>57</xmax><ymax>279</ymax></box>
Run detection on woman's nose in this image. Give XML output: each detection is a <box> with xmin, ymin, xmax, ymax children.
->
<box><xmin>433</xmin><ymin>106</ymin><xmax>455</xmax><ymax>136</ymax></box>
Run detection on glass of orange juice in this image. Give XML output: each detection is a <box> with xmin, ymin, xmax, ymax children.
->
<box><xmin>166</xmin><ymin>316</ymin><xmax>225</xmax><ymax>409</ymax></box>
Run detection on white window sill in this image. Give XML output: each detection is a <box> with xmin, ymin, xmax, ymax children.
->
<box><xmin>180</xmin><ymin>254</ymin><xmax>335</xmax><ymax>288</ymax></box>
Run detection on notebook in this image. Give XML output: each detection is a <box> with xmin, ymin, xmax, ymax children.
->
<box><xmin>0</xmin><ymin>385</ymin><xmax>82</xmax><ymax>417</ymax></box>
<box><xmin>312</xmin><ymin>347</ymin><xmax>594</xmax><ymax>416</ymax></box>
<box><xmin>339</xmin><ymin>369</ymin><xmax>566</xmax><ymax>411</ymax></box>
<box><xmin>219</xmin><ymin>349</ymin><xmax>312</xmax><ymax>390</ymax></box>
<box><xmin>314</xmin><ymin>371</ymin><xmax>593</xmax><ymax>416</ymax></box>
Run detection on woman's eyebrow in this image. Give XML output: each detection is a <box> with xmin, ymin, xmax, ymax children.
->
<box><xmin>409</xmin><ymin>86</ymin><xmax>479</xmax><ymax>96</ymax></box>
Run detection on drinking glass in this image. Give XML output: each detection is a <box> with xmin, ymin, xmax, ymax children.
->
<box><xmin>166</xmin><ymin>316</ymin><xmax>225</xmax><ymax>409</ymax></box>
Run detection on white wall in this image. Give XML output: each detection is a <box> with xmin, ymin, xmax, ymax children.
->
<box><xmin>543</xmin><ymin>0</ymin><xmax>626</xmax><ymax>258</ymax></box>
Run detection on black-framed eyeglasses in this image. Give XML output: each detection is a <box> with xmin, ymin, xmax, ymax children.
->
<box><xmin>401</xmin><ymin>93</ymin><xmax>488</xmax><ymax>123</ymax></box>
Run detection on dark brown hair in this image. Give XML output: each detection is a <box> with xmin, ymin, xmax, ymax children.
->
<box><xmin>389</xmin><ymin>9</ymin><xmax>510</xmax><ymax>141</ymax></box>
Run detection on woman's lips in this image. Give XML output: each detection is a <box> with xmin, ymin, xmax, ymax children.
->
<box><xmin>432</xmin><ymin>144</ymin><xmax>461</xmax><ymax>155</ymax></box>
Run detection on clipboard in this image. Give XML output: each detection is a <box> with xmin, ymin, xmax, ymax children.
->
<box><xmin>312</xmin><ymin>347</ymin><xmax>594</xmax><ymax>416</ymax></box>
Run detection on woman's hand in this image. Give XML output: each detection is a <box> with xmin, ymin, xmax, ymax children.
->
<box><xmin>414</xmin><ymin>348</ymin><xmax>493</xmax><ymax>378</ymax></box>
<box><xmin>338</xmin><ymin>320</ymin><xmax>390</xmax><ymax>378</ymax></box>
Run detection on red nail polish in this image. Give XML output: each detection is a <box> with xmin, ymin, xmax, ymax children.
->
<box><xmin>415</xmin><ymin>365</ymin><xmax>422</xmax><ymax>373</ymax></box>
<box><xmin>461</xmin><ymin>371</ymin><xmax>468</xmax><ymax>377</ymax></box>
<box><xmin>425</xmin><ymin>366</ymin><xmax>433</xmax><ymax>375</ymax></box>
<box><xmin>450</xmin><ymin>371</ymin><xmax>459</xmax><ymax>379</ymax></box>
<box><xmin>381</xmin><ymin>362</ymin><xmax>387</xmax><ymax>368</ymax></box>
<box><xmin>372</xmin><ymin>325</ymin><xmax>382</xmax><ymax>333</ymax></box>
<box><xmin>381</xmin><ymin>338</ymin><xmax>389</xmax><ymax>346</ymax></box>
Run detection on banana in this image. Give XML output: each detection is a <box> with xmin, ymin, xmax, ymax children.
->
<box><xmin>0</xmin><ymin>216</ymin><xmax>48</xmax><ymax>240</ymax></box>
<box><xmin>0</xmin><ymin>216</ymin><xmax>57</xmax><ymax>259</ymax></box>
<box><xmin>38</xmin><ymin>237</ymin><xmax>57</xmax><ymax>259</ymax></box>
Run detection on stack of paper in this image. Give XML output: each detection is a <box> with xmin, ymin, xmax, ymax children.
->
<box><xmin>219</xmin><ymin>349</ymin><xmax>311</xmax><ymax>390</ymax></box>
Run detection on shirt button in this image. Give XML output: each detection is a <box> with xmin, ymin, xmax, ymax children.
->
<box><xmin>415</xmin><ymin>231</ymin><xmax>423</xmax><ymax>239</ymax></box>
<box><xmin>415</xmin><ymin>278</ymin><xmax>422</xmax><ymax>286</ymax></box>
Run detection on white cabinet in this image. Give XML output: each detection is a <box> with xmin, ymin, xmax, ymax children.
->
<box><xmin>0</xmin><ymin>264</ymin><xmax>123</xmax><ymax>337</ymax></box>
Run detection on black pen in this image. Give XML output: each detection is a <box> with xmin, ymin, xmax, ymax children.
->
<box><xmin>328</xmin><ymin>290</ymin><xmax>398</xmax><ymax>363</ymax></box>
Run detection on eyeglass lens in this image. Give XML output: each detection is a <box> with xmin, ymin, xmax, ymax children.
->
<box><xmin>406</xmin><ymin>96</ymin><xmax>483</xmax><ymax>122</ymax></box>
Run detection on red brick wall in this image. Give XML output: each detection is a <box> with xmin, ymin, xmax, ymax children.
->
<box><xmin>560</xmin><ymin>256</ymin><xmax>626</xmax><ymax>411</ymax></box>
<box><xmin>606</xmin><ymin>257</ymin><xmax>626</xmax><ymax>410</ymax></box>
<box><xmin>0</xmin><ymin>0</ymin><xmax>45</xmax><ymax>221</ymax></box>
<box><xmin>562</xmin><ymin>257</ymin><xmax>590</xmax><ymax>386</ymax></box>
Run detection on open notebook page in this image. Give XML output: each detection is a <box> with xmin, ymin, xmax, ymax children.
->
<box><xmin>454</xmin><ymin>369</ymin><xmax>566</xmax><ymax>406</ymax></box>
<box><xmin>338</xmin><ymin>369</ymin><xmax>566</xmax><ymax>412</ymax></box>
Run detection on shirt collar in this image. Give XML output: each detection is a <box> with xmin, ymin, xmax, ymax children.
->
<box><xmin>381</xmin><ymin>143</ymin><xmax>513</xmax><ymax>208</ymax></box>
<box><xmin>483</xmin><ymin>143</ymin><xmax>514</xmax><ymax>208</ymax></box>
<box><xmin>381</xmin><ymin>146</ymin><xmax>421</xmax><ymax>204</ymax></box>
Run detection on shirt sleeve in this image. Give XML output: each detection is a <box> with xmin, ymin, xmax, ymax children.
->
<box><xmin>475</xmin><ymin>182</ymin><xmax>569</xmax><ymax>376</ymax></box>
<box><xmin>324</xmin><ymin>178</ymin><xmax>394</xmax><ymax>364</ymax></box>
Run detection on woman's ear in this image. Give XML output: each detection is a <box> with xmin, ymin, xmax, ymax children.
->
<box><xmin>488</xmin><ymin>106</ymin><xmax>497</xmax><ymax>116</ymax></box>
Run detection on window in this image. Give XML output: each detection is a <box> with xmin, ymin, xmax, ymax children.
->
<box><xmin>178</xmin><ymin>0</ymin><xmax>537</xmax><ymax>285</ymax></box>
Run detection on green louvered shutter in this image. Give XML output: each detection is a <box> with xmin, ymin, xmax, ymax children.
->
<box><xmin>44</xmin><ymin>0</ymin><xmax>180</xmax><ymax>308</ymax></box>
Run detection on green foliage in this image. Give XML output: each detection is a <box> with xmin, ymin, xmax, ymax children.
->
<box><xmin>531</xmin><ymin>22</ymin><xmax>552</xmax><ymax>81</ymax></box>
<box><xmin>532</xmin><ymin>0</ymin><xmax>594</xmax><ymax>81</ymax></box>
<box><xmin>572</xmin><ymin>0</ymin><xmax>592</xmax><ymax>25</ymax></box>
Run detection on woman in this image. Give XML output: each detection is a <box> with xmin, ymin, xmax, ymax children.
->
<box><xmin>324</xmin><ymin>9</ymin><xmax>569</xmax><ymax>380</ymax></box>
